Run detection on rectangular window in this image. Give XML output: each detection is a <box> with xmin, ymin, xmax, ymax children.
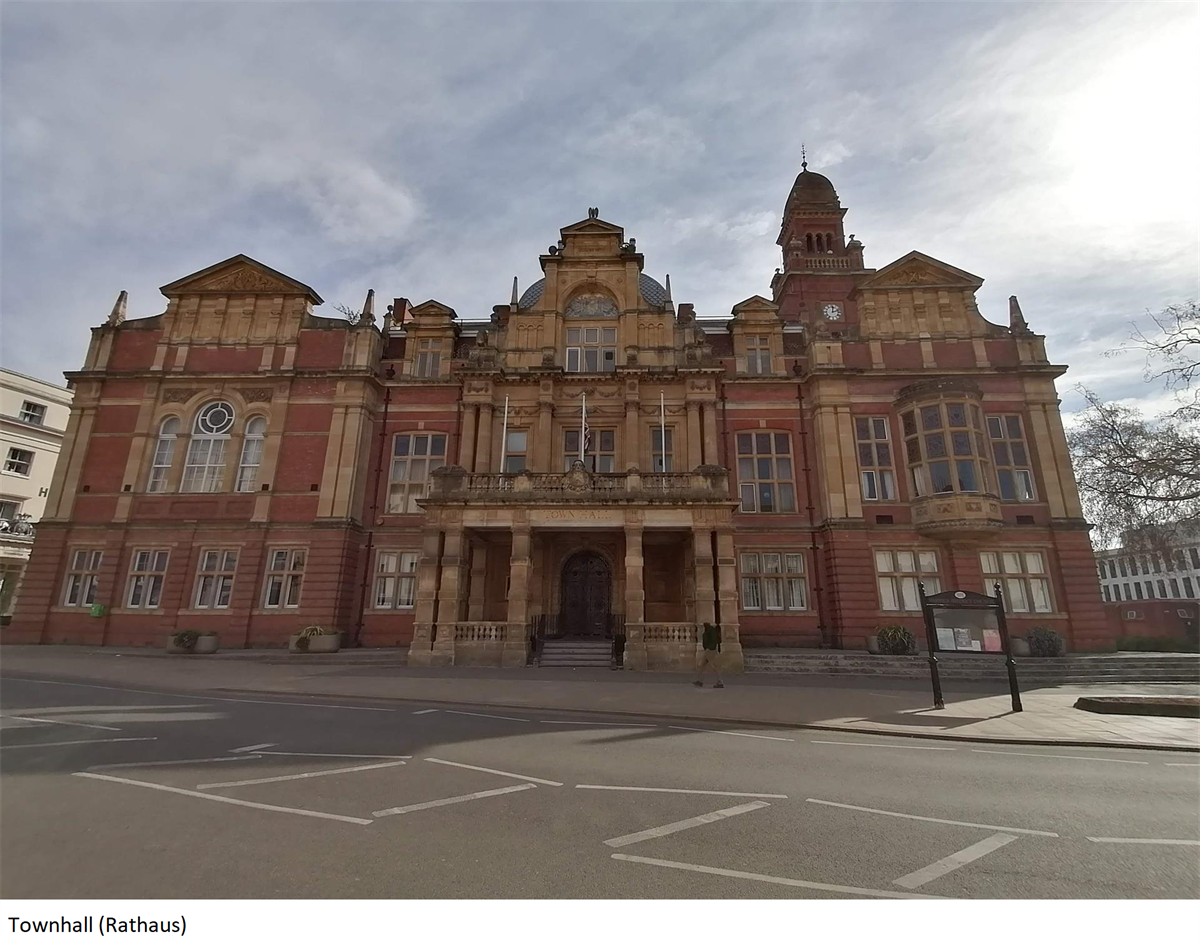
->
<box><xmin>745</xmin><ymin>335</ymin><xmax>773</xmax><ymax>375</ymax></box>
<box><xmin>388</xmin><ymin>433</ymin><xmax>447</xmax><ymax>513</ymax></box>
<box><xmin>1102</xmin><ymin>585</ymin><xmax>1111</xmax><ymax>601</ymax></box>
<box><xmin>1185</xmin><ymin>577</ymin><xmax>1195</xmax><ymax>599</ymax></box>
<box><xmin>194</xmin><ymin>549</ymin><xmax>238</xmax><ymax>609</ymax></box>
<box><xmin>414</xmin><ymin>339</ymin><xmax>442</xmax><ymax>378</ymax></box>
<box><xmin>0</xmin><ymin>500</ymin><xmax>20</xmax><ymax>521</ymax></box>
<box><xmin>981</xmin><ymin>551</ymin><xmax>1053</xmax><ymax>613</ymax></box>
<box><xmin>263</xmin><ymin>548</ymin><xmax>305</xmax><ymax>608</ymax></box>
<box><xmin>739</xmin><ymin>551</ymin><xmax>807</xmax><ymax>612</ymax></box>
<box><xmin>1134</xmin><ymin>582</ymin><xmax>1144</xmax><ymax>600</ymax></box>
<box><xmin>181</xmin><ymin>438</ymin><xmax>227</xmax><ymax>492</ymax></box>
<box><xmin>1190</xmin><ymin>548</ymin><xmax>1200</xmax><ymax>569</ymax></box>
<box><xmin>736</xmin><ymin>432</ymin><xmax>796</xmax><ymax>513</ymax></box>
<box><xmin>126</xmin><ymin>549</ymin><xmax>169</xmax><ymax>609</ymax></box>
<box><xmin>874</xmin><ymin>549</ymin><xmax>940</xmax><ymax>612</ymax></box>
<box><xmin>18</xmin><ymin>401</ymin><xmax>47</xmax><ymax>425</ymax></box>
<box><xmin>987</xmin><ymin>415</ymin><xmax>1035</xmax><ymax>501</ymax></box>
<box><xmin>4</xmin><ymin>448</ymin><xmax>33</xmax><ymax>476</ymax></box>
<box><xmin>651</xmin><ymin>427</ymin><xmax>674</xmax><ymax>472</ymax></box>
<box><xmin>855</xmin><ymin>416</ymin><xmax>896</xmax><ymax>501</ymax></box>
<box><xmin>373</xmin><ymin>551</ymin><xmax>419</xmax><ymax>609</ymax></box>
<box><xmin>1145</xmin><ymin>581</ymin><xmax>1155</xmax><ymax>599</ymax></box>
<box><xmin>565</xmin><ymin>327</ymin><xmax>617</xmax><ymax>373</ymax></box>
<box><xmin>503</xmin><ymin>430</ymin><xmax>527</xmax><ymax>473</ymax></box>
<box><xmin>62</xmin><ymin>549</ymin><xmax>103</xmax><ymax>607</ymax></box>
<box><xmin>564</xmin><ymin>428</ymin><xmax>616</xmax><ymax>472</ymax></box>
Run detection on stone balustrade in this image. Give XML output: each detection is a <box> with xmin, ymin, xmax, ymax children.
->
<box><xmin>642</xmin><ymin>623</ymin><xmax>697</xmax><ymax>643</ymax></box>
<box><xmin>426</xmin><ymin>463</ymin><xmax>732</xmax><ymax>504</ymax></box>
<box><xmin>452</xmin><ymin>622</ymin><xmax>511</xmax><ymax>642</ymax></box>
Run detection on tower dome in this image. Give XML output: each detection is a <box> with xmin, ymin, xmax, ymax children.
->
<box><xmin>785</xmin><ymin>165</ymin><xmax>840</xmax><ymax>210</ymax></box>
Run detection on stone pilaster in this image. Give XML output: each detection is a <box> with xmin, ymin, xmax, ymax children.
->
<box><xmin>408</xmin><ymin>527</ymin><xmax>444</xmax><ymax>666</ymax></box>
<box><xmin>623</xmin><ymin>524</ymin><xmax>647</xmax><ymax>670</ymax></box>
<box><xmin>701</xmin><ymin>402</ymin><xmax>719</xmax><ymax>466</ymax></box>
<box><xmin>714</xmin><ymin>527</ymin><xmax>744</xmax><ymax>671</ymax></box>
<box><xmin>428</xmin><ymin>527</ymin><xmax>464</xmax><ymax>665</ymax></box>
<box><xmin>503</xmin><ymin>526</ymin><xmax>532</xmax><ymax>666</ymax></box>
<box><xmin>458</xmin><ymin>404</ymin><xmax>477</xmax><ymax>470</ymax></box>
<box><xmin>686</xmin><ymin>401</ymin><xmax>702</xmax><ymax>470</ymax></box>
<box><xmin>474</xmin><ymin>402</ymin><xmax>494</xmax><ymax>473</ymax></box>
<box><xmin>466</xmin><ymin>538</ymin><xmax>488</xmax><ymax>621</ymax></box>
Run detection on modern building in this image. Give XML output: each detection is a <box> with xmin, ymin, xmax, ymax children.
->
<box><xmin>5</xmin><ymin>165</ymin><xmax>1110</xmax><ymax>665</ymax></box>
<box><xmin>0</xmin><ymin>369</ymin><xmax>73</xmax><ymax>622</ymax></box>
<box><xmin>1095</xmin><ymin>533</ymin><xmax>1200</xmax><ymax>642</ymax></box>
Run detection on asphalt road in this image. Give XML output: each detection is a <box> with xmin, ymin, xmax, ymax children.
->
<box><xmin>2</xmin><ymin>672</ymin><xmax>1197</xmax><ymax>899</ymax></box>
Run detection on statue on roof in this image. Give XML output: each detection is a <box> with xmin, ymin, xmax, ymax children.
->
<box><xmin>587</xmin><ymin>207</ymin><xmax>599</xmax><ymax>219</ymax></box>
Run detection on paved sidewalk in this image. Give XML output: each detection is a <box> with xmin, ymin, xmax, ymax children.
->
<box><xmin>2</xmin><ymin>645</ymin><xmax>1198</xmax><ymax>750</ymax></box>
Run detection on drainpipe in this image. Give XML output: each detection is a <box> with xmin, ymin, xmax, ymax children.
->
<box><xmin>352</xmin><ymin>365</ymin><xmax>394</xmax><ymax>647</ymax></box>
<box><xmin>794</xmin><ymin>368</ymin><xmax>830</xmax><ymax>646</ymax></box>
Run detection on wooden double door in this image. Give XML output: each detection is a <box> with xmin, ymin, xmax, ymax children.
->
<box><xmin>559</xmin><ymin>551</ymin><xmax>612</xmax><ymax>637</ymax></box>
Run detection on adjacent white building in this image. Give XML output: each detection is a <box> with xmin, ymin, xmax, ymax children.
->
<box><xmin>0</xmin><ymin>369</ymin><xmax>73</xmax><ymax>620</ymax></box>
<box><xmin>1094</xmin><ymin>539</ymin><xmax>1200</xmax><ymax>604</ymax></box>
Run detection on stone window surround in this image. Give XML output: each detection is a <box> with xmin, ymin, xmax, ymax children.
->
<box><xmin>144</xmin><ymin>401</ymin><xmax>271</xmax><ymax>495</ymax></box>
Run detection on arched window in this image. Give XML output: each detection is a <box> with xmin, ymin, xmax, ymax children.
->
<box><xmin>805</xmin><ymin>233</ymin><xmax>814</xmax><ymax>253</ymax></box>
<box><xmin>182</xmin><ymin>401</ymin><xmax>234</xmax><ymax>493</ymax></box>
<box><xmin>236</xmin><ymin>416</ymin><xmax>267</xmax><ymax>492</ymax></box>
<box><xmin>815</xmin><ymin>233</ymin><xmax>824</xmax><ymax>253</ymax></box>
<box><xmin>147</xmin><ymin>418</ymin><xmax>179</xmax><ymax>493</ymax></box>
<box><xmin>826</xmin><ymin>232</ymin><xmax>834</xmax><ymax>252</ymax></box>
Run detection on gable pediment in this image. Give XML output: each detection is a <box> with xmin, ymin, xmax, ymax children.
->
<box><xmin>160</xmin><ymin>255</ymin><xmax>323</xmax><ymax>303</ymax></box>
<box><xmin>730</xmin><ymin>295</ymin><xmax>779</xmax><ymax>316</ymax></box>
<box><xmin>410</xmin><ymin>300</ymin><xmax>457</xmax><ymax>320</ymax></box>
<box><xmin>859</xmin><ymin>251</ymin><xmax>983</xmax><ymax>290</ymax></box>
<box><xmin>560</xmin><ymin>217</ymin><xmax>625</xmax><ymax>236</ymax></box>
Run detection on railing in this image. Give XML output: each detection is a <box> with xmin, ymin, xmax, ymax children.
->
<box><xmin>643</xmin><ymin>624</ymin><xmax>696</xmax><ymax>643</ymax></box>
<box><xmin>530</xmin><ymin>614</ymin><xmax>626</xmax><ymax>666</ymax></box>
<box><xmin>453</xmin><ymin>622</ymin><xmax>509</xmax><ymax>642</ymax></box>
<box><xmin>428</xmin><ymin>465</ymin><xmax>731</xmax><ymax>502</ymax></box>
<box><xmin>804</xmin><ymin>256</ymin><xmax>853</xmax><ymax>270</ymax></box>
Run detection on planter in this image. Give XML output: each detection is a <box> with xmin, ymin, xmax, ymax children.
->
<box><xmin>167</xmin><ymin>632</ymin><xmax>219</xmax><ymax>655</ymax></box>
<box><xmin>289</xmin><ymin>631</ymin><xmax>343</xmax><ymax>654</ymax></box>
<box><xmin>866</xmin><ymin>635</ymin><xmax>880</xmax><ymax>654</ymax></box>
<box><xmin>1010</xmin><ymin>637</ymin><xmax>1030</xmax><ymax>657</ymax></box>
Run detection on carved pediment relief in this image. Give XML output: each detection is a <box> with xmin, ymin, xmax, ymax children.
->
<box><xmin>860</xmin><ymin>251</ymin><xmax>983</xmax><ymax>291</ymax></box>
<box><xmin>160</xmin><ymin>255</ymin><xmax>323</xmax><ymax>303</ymax></box>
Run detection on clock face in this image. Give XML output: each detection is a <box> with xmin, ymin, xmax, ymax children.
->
<box><xmin>822</xmin><ymin>303</ymin><xmax>843</xmax><ymax>321</ymax></box>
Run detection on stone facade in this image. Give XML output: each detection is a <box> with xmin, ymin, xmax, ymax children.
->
<box><xmin>4</xmin><ymin>167</ymin><xmax>1111</xmax><ymax>665</ymax></box>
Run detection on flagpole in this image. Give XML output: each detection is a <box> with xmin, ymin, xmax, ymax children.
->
<box><xmin>579</xmin><ymin>393</ymin><xmax>586</xmax><ymax>462</ymax></box>
<box><xmin>498</xmin><ymin>395</ymin><xmax>509</xmax><ymax>474</ymax></box>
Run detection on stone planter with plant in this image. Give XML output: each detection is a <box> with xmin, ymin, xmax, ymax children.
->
<box><xmin>167</xmin><ymin>630</ymin><xmax>219</xmax><ymax>655</ymax></box>
<box><xmin>874</xmin><ymin>624</ymin><xmax>918</xmax><ymax>655</ymax></box>
<box><xmin>289</xmin><ymin>625</ymin><xmax>342</xmax><ymax>654</ymax></box>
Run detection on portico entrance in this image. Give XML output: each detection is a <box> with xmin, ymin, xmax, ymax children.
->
<box><xmin>560</xmin><ymin>551</ymin><xmax>612</xmax><ymax>637</ymax></box>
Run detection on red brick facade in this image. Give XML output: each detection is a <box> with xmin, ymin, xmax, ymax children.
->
<box><xmin>7</xmin><ymin>167</ymin><xmax>1113</xmax><ymax>661</ymax></box>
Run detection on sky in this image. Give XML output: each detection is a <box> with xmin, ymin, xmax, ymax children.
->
<box><xmin>2</xmin><ymin>1</ymin><xmax>1197</xmax><ymax>415</ymax></box>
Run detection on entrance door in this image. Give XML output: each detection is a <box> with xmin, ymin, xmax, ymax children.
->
<box><xmin>560</xmin><ymin>552</ymin><xmax>612</xmax><ymax>637</ymax></box>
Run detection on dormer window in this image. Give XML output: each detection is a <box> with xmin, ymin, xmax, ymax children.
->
<box><xmin>414</xmin><ymin>339</ymin><xmax>442</xmax><ymax>378</ymax></box>
<box><xmin>745</xmin><ymin>335</ymin><xmax>773</xmax><ymax>375</ymax></box>
<box><xmin>566</xmin><ymin>327</ymin><xmax>617</xmax><ymax>372</ymax></box>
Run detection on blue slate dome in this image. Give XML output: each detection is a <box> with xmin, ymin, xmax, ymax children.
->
<box><xmin>517</xmin><ymin>273</ymin><xmax>668</xmax><ymax>309</ymax></box>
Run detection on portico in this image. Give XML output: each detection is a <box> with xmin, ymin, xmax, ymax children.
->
<box><xmin>406</xmin><ymin>465</ymin><xmax>743</xmax><ymax>670</ymax></box>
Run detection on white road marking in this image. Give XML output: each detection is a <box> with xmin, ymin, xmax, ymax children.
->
<box><xmin>611</xmin><ymin>854</ymin><xmax>942</xmax><ymax>900</ymax></box>
<box><xmin>255</xmin><ymin>751</ymin><xmax>411</xmax><ymax>760</ymax></box>
<box><xmin>6</xmin><ymin>715</ymin><xmax>121</xmax><ymax>732</ymax></box>
<box><xmin>577</xmin><ymin>784</ymin><xmax>788</xmax><ymax>799</ymax></box>
<box><xmin>1164</xmin><ymin>763</ymin><xmax>1200</xmax><ymax>768</ymax></box>
<box><xmin>412</xmin><ymin>709</ymin><xmax>438</xmax><ymax>715</ymax></box>
<box><xmin>87</xmin><ymin>756</ymin><xmax>263</xmax><ymax>772</ymax></box>
<box><xmin>424</xmin><ymin>756</ymin><xmax>563</xmax><ymax>786</ymax></box>
<box><xmin>442</xmin><ymin>709</ymin><xmax>530</xmax><ymax>723</ymax></box>
<box><xmin>198</xmin><ymin>760</ymin><xmax>407</xmax><ymax>790</ymax></box>
<box><xmin>5</xmin><ymin>704</ymin><xmax>205</xmax><ymax>715</ymax></box>
<box><xmin>540</xmin><ymin>720</ymin><xmax>657</xmax><ymax>727</ymax></box>
<box><xmin>605</xmin><ymin>801</ymin><xmax>771</xmax><ymax>848</ymax></box>
<box><xmin>230</xmin><ymin>743</ymin><xmax>277</xmax><ymax>753</ymax></box>
<box><xmin>667</xmin><ymin>725</ymin><xmax>794</xmax><ymax>742</ymax></box>
<box><xmin>73</xmin><ymin>772</ymin><xmax>374</xmax><ymax>825</ymax></box>
<box><xmin>1087</xmin><ymin>837</ymin><xmax>1200</xmax><ymax>846</ymax></box>
<box><xmin>2</xmin><ymin>678</ymin><xmax>393</xmax><ymax>711</ymax></box>
<box><xmin>373</xmin><ymin>783</ymin><xmax>536</xmax><ymax>817</ymax></box>
<box><xmin>971</xmin><ymin>749</ymin><xmax>1148</xmax><ymax>765</ymax></box>
<box><xmin>804</xmin><ymin>799</ymin><xmax>1059</xmax><ymax>837</ymax></box>
<box><xmin>811</xmin><ymin>740</ymin><xmax>956</xmax><ymax>752</ymax></box>
<box><xmin>892</xmin><ymin>833</ymin><xmax>1019</xmax><ymax>888</ymax></box>
<box><xmin>0</xmin><ymin>737</ymin><xmax>157</xmax><ymax>751</ymax></box>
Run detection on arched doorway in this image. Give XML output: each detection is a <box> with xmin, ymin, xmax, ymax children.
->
<box><xmin>560</xmin><ymin>551</ymin><xmax>612</xmax><ymax>637</ymax></box>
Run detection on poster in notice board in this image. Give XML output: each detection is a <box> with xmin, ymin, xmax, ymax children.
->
<box><xmin>982</xmin><ymin>629</ymin><xmax>1002</xmax><ymax>653</ymax></box>
<box><xmin>953</xmin><ymin>628</ymin><xmax>972</xmax><ymax>651</ymax></box>
<box><xmin>935</xmin><ymin>627</ymin><xmax>956</xmax><ymax>651</ymax></box>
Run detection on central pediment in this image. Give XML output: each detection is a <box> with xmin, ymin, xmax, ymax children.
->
<box><xmin>858</xmin><ymin>251</ymin><xmax>983</xmax><ymax>290</ymax></box>
<box><xmin>160</xmin><ymin>255</ymin><xmax>323</xmax><ymax>303</ymax></box>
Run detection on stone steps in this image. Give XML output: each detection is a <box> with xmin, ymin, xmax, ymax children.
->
<box><xmin>538</xmin><ymin>639</ymin><xmax>614</xmax><ymax>669</ymax></box>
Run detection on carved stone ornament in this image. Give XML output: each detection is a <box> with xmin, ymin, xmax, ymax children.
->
<box><xmin>236</xmin><ymin>387</ymin><xmax>273</xmax><ymax>403</ymax></box>
<box><xmin>881</xmin><ymin>264</ymin><xmax>943</xmax><ymax>286</ymax></box>
<box><xmin>564</xmin><ymin>461</ymin><xmax>592</xmax><ymax>492</ymax></box>
<box><xmin>564</xmin><ymin>294</ymin><xmax>619</xmax><ymax>318</ymax></box>
<box><xmin>162</xmin><ymin>388</ymin><xmax>202</xmax><ymax>404</ymax></box>
<box><xmin>194</xmin><ymin>267</ymin><xmax>294</xmax><ymax>294</ymax></box>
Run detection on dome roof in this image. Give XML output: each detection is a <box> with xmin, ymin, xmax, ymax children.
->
<box><xmin>787</xmin><ymin>168</ymin><xmax>840</xmax><ymax>207</ymax></box>
<box><xmin>518</xmin><ymin>272</ymin><xmax>669</xmax><ymax>309</ymax></box>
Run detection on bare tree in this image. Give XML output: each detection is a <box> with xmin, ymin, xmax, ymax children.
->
<box><xmin>1068</xmin><ymin>301</ymin><xmax>1200</xmax><ymax>549</ymax></box>
<box><xmin>334</xmin><ymin>303</ymin><xmax>361</xmax><ymax>325</ymax></box>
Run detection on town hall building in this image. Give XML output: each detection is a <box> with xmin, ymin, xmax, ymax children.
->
<box><xmin>5</xmin><ymin>165</ymin><xmax>1109</xmax><ymax>669</ymax></box>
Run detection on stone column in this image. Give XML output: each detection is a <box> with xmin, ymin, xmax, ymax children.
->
<box><xmin>625</xmin><ymin>401</ymin><xmax>640</xmax><ymax>470</ymax></box>
<box><xmin>623</xmin><ymin>523</ymin><xmax>647</xmax><ymax>670</ymax></box>
<box><xmin>701</xmin><ymin>402</ymin><xmax>719</xmax><ymax>466</ymax></box>
<box><xmin>714</xmin><ymin>527</ymin><xmax>744</xmax><ymax>671</ymax></box>
<box><xmin>503</xmin><ymin>526</ymin><xmax>532</xmax><ymax>667</ymax></box>
<box><xmin>466</xmin><ymin>538</ymin><xmax>488</xmax><ymax>621</ymax></box>
<box><xmin>693</xmin><ymin>528</ymin><xmax>717</xmax><ymax>627</ymax></box>
<box><xmin>459</xmin><ymin>404</ymin><xmax>478</xmax><ymax>471</ymax></box>
<box><xmin>686</xmin><ymin>402</ymin><xmax>702</xmax><ymax>470</ymax></box>
<box><xmin>474</xmin><ymin>402</ymin><xmax>494</xmax><ymax>473</ymax></box>
<box><xmin>429</xmin><ymin>526</ymin><xmax>464</xmax><ymax>665</ymax></box>
<box><xmin>407</xmin><ymin>527</ymin><xmax>444</xmax><ymax>666</ymax></box>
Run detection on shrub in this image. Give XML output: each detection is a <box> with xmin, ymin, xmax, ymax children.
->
<box><xmin>293</xmin><ymin>625</ymin><xmax>330</xmax><ymax>652</ymax></box>
<box><xmin>1117</xmin><ymin>636</ymin><xmax>1200</xmax><ymax>654</ymax></box>
<box><xmin>1027</xmin><ymin>626</ymin><xmax>1065</xmax><ymax>658</ymax></box>
<box><xmin>876</xmin><ymin>625</ymin><xmax>918</xmax><ymax>655</ymax></box>
<box><xmin>171</xmin><ymin>630</ymin><xmax>199</xmax><ymax>652</ymax></box>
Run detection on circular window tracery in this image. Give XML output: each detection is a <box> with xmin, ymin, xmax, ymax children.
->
<box><xmin>195</xmin><ymin>401</ymin><xmax>235</xmax><ymax>435</ymax></box>
<box><xmin>564</xmin><ymin>293</ymin><xmax>619</xmax><ymax>318</ymax></box>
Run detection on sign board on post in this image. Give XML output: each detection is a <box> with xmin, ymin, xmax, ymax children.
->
<box><xmin>919</xmin><ymin>584</ymin><xmax>1022</xmax><ymax>713</ymax></box>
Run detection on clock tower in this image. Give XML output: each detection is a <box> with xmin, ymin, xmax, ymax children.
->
<box><xmin>771</xmin><ymin>156</ymin><xmax>869</xmax><ymax>326</ymax></box>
